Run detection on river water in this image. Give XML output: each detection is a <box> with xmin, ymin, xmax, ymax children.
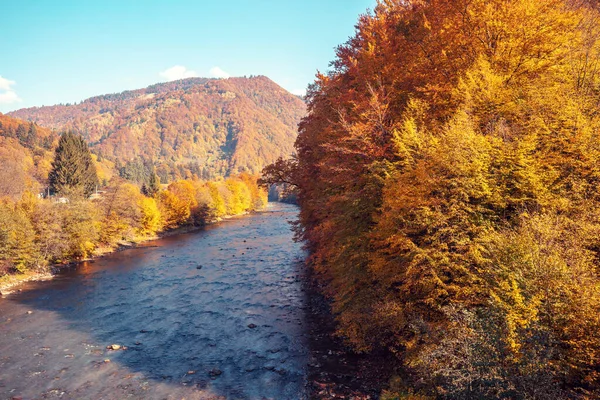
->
<box><xmin>0</xmin><ymin>203</ymin><xmax>313</xmax><ymax>400</ymax></box>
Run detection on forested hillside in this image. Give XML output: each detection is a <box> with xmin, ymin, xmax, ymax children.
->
<box><xmin>0</xmin><ymin>114</ymin><xmax>58</xmax><ymax>198</ymax></box>
<box><xmin>10</xmin><ymin>76</ymin><xmax>305</xmax><ymax>182</ymax></box>
<box><xmin>290</xmin><ymin>0</ymin><xmax>600</xmax><ymax>397</ymax></box>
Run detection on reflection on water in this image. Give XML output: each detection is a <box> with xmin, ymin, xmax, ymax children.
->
<box><xmin>0</xmin><ymin>203</ymin><xmax>308</xmax><ymax>400</ymax></box>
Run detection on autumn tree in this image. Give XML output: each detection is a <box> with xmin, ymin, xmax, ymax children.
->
<box><xmin>61</xmin><ymin>200</ymin><xmax>99</xmax><ymax>258</ymax></box>
<box><xmin>259</xmin><ymin>157</ymin><xmax>297</xmax><ymax>202</ymax></box>
<box><xmin>158</xmin><ymin>180</ymin><xmax>197</xmax><ymax>228</ymax></box>
<box><xmin>0</xmin><ymin>200</ymin><xmax>37</xmax><ymax>273</ymax></box>
<box><xmin>138</xmin><ymin>197</ymin><xmax>161</xmax><ymax>235</ymax></box>
<box><xmin>30</xmin><ymin>200</ymin><xmax>68</xmax><ymax>263</ymax></box>
<box><xmin>207</xmin><ymin>182</ymin><xmax>226</xmax><ymax>218</ymax></box>
<box><xmin>98</xmin><ymin>181</ymin><xmax>144</xmax><ymax>245</ymax></box>
<box><xmin>293</xmin><ymin>0</ymin><xmax>600</xmax><ymax>397</ymax></box>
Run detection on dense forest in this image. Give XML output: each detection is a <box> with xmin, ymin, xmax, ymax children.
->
<box><xmin>9</xmin><ymin>76</ymin><xmax>305</xmax><ymax>182</ymax></box>
<box><xmin>275</xmin><ymin>0</ymin><xmax>600</xmax><ymax>398</ymax></box>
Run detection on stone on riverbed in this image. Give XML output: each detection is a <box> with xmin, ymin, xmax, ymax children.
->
<box><xmin>208</xmin><ymin>368</ymin><xmax>222</xmax><ymax>377</ymax></box>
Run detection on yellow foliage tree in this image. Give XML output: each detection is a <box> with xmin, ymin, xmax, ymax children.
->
<box><xmin>293</xmin><ymin>0</ymin><xmax>600</xmax><ymax>396</ymax></box>
<box><xmin>98</xmin><ymin>182</ymin><xmax>143</xmax><ymax>245</ymax></box>
<box><xmin>207</xmin><ymin>182</ymin><xmax>226</xmax><ymax>218</ymax></box>
<box><xmin>138</xmin><ymin>197</ymin><xmax>161</xmax><ymax>235</ymax></box>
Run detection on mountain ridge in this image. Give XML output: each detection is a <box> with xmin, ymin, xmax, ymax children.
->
<box><xmin>9</xmin><ymin>76</ymin><xmax>305</xmax><ymax>181</ymax></box>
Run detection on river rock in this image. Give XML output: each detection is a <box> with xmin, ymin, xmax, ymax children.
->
<box><xmin>247</xmin><ymin>323</ymin><xmax>257</xmax><ymax>329</ymax></box>
<box><xmin>26</xmin><ymin>310</ymin><xmax>33</xmax><ymax>314</ymax></box>
<box><xmin>196</xmin><ymin>265</ymin><xmax>203</xmax><ymax>269</ymax></box>
<box><xmin>107</xmin><ymin>344</ymin><xmax>121</xmax><ymax>350</ymax></box>
<box><xmin>208</xmin><ymin>368</ymin><xmax>222</xmax><ymax>377</ymax></box>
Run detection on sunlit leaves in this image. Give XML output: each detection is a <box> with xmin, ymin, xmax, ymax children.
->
<box><xmin>295</xmin><ymin>0</ymin><xmax>600</xmax><ymax>396</ymax></box>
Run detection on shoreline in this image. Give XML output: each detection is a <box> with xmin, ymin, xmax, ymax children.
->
<box><xmin>0</xmin><ymin>210</ymin><xmax>256</xmax><ymax>296</ymax></box>
<box><xmin>302</xmin><ymin>268</ymin><xmax>396</xmax><ymax>399</ymax></box>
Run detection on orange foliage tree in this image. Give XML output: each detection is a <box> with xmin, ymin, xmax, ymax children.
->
<box><xmin>293</xmin><ymin>0</ymin><xmax>600</xmax><ymax>397</ymax></box>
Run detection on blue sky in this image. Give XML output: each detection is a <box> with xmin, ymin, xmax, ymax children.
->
<box><xmin>0</xmin><ymin>0</ymin><xmax>375</xmax><ymax>113</ymax></box>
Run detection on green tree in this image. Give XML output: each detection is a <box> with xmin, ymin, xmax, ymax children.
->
<box><xmin>49</xmin><ymin>131</ymin><xmax>98</xmax><ymax>197</ymax></box>
<box><xmin>144</xmin><ymin>170</ymin><xmax>161</xmax><ymax>197</ymax></box>
<box><xmin>27</xmin><ymin>122</ymin><xmax>37</xmax><ymax>146</ymax></box>
<box><xmin>15</xmin><ymin>124</ymin><xmax>27</xmax><ymax>143</ymax></box>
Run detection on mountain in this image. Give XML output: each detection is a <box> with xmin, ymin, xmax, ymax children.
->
<box><xmin>9</xmin><ymin>76</ymin><xmax>306</xmax><ymax>182</ymax></box>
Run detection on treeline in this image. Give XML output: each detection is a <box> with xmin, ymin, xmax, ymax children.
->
<box><xmin>285</xmin><ymin>0</ymin><xmax>600</xmax><ymax>398</ymax></box>
<box><xmin>0</xmin><ymin>117</ymin><xmax>57</xmax><ymax>150</ymax></box>
<box><xmin>115</xmin><ymin>156</ymin><xmax>221</xmax><ymax>187</ymax></box>
<box><xmin>0</xmin><ymin>174</ymin><xmax>266</xmax><ymax>276</ymax></box>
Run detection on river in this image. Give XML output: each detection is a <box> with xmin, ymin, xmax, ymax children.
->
<box><xmin>0</xmin><ymin>203</ymin><xmax>315</xmax><ymax>400</ymax></box>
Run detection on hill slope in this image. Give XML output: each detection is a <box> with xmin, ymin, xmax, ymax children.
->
<box><xmin>0</xmin><ymin>114</ymin><xmax>58</xmax><ymax>198</ymax></box>
<box><xmin>10</xmin><ymin>76</ymin><xmax>305</xmax><ymax>181</ymax></box>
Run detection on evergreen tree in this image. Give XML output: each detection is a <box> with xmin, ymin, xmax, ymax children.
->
<box><xmin>27</xmin><ymin>122</ymin><xmax>37</xmax><ymax>146</ymax></box>
<box><xmin>49</xmin><ymin>131</ymin><xmax>98</xmax><ymax>197</ymax></box>
<box><xmin>145</xmin><ymin>170</ymin><xmax>161</xmax><ymax>197</ymax></box>
<box><xmin>15</xmin><ymin>124</ymin><xmax>27</xmax><ymax>143</ymax></box>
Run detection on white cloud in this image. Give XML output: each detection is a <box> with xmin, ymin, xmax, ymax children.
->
<box><xmin>291</xmin><ymin>88</ymin><xmax>306</xmax><ymax>97</ymax></box>
<box><xmin>0</xmin><ymin>76</ymin><xmax>15</xmax><ymax>91</ymax></box>
<box><xmin>0</xmin><ymin>76</ymin><xmax>22</xmax><ymax>104</ymax></box>
<box><xmin>209</xmin><ymin>66</ymin><xmax>230</xmax><ymax>79</ymax></box>
<box><xmin>159</xmin><ymin>65</ymin><xmax>198</xmax><ymax>81</ymax></box>
<box><xmin>0</xmin><ymin>91</ymin><xmax>21</xmax><ymax>104</ymax></box>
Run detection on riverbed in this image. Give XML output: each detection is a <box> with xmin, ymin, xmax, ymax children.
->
<box><xmin>0</xmin><ymin>203</ymin><xmax>311</xmax><ymax>399</ymax></box>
